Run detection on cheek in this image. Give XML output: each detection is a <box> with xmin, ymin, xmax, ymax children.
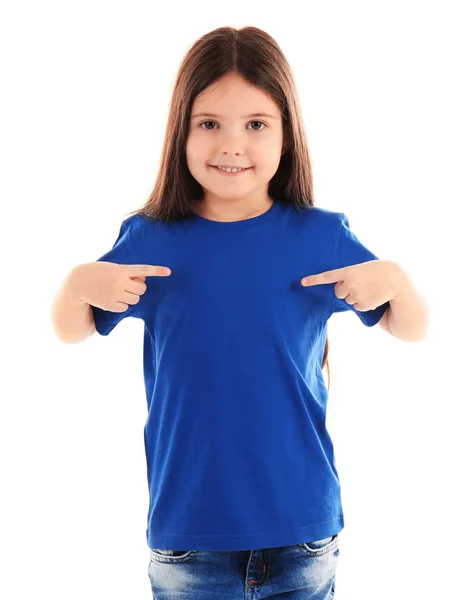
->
<box><xmin>186</xmin><ymin>134</ymin><xmax>207</xmax><ymax>160</ymax></box>
<box><xmin>253</xmin><ymin>142</ymin><xmax>282</xmax><ymax>166</ymax></box>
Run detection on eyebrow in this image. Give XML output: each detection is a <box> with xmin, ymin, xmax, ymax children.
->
<box><xmin>191</xmin><ymin>112</ymin><xmax>278</xmax><ymax>120</ymax></box>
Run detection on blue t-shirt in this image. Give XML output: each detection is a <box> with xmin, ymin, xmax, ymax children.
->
<box><xmin>91</xmin><ymin>199</ymin><xmax>390</xmax><ymax>552</ymax></box>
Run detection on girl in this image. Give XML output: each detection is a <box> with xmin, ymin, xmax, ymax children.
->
<box><xmin>56</xmin><ymin>25</ymin><xmax>426</xmax><ymax>600</ymax></box>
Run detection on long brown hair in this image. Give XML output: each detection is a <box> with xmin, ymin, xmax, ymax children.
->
<box><xmin>125</xmin><ymin>25</ymin><xmax>332</xmax><ymax>389</ymax></box>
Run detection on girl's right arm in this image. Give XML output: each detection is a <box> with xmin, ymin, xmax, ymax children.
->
<box><xmin>51</xmin><ymin>265</ymin><xmax>96</xmax><ymax>344</ymax></box>
<box><xmin>51</xmin><ymin>261</ymin><xmax>170</xmax><ymax>343</ymax></box>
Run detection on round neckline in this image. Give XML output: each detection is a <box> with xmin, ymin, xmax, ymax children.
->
<box><xmin>189</xmin><ymin>198</ymin><xmax>284</xmax><ymax>232</ymax></box>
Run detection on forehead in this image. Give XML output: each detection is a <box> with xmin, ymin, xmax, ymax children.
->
<box><xmin>191</xmin><ymin>74</ymin><xmax>280</xmax><ymax>119</ymax></box>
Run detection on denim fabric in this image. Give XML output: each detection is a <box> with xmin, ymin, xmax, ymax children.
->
<box><xmin>148</xmin><ymin>534</ymin><xmax>339</xmax><ymax>599</ymax></box>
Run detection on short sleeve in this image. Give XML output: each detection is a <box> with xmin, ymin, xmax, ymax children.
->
<box><xmin>331</xmin><ymin>212</ymin><xmax>390</xmax><ymax>327</ymax></box>
<box><xmin>91</xmin><ymin>216</ymin><xmax>146</xmax><ymax>336</ymax></box>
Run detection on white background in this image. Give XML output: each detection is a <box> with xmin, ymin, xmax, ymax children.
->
<box><xmin>1</xmin><ymin>1</ymin><xmax>473</xmax><ymax>598</ymax></box>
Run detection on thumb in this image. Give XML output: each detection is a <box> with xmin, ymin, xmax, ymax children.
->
<box><xmin>127</xmin><ymin>264</ymin><xmax>172</xmax><ymax>277</ymax></box>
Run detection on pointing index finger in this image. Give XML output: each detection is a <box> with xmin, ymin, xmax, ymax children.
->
<box><xmin>128</xmin><ymin>264</ymin><xmax>172</xmax><ymax>277</ymax></box>
<box><xmin>301</xmin><ymin>267</ymin><xmax>345</xmax><ymax>286</ymax></box>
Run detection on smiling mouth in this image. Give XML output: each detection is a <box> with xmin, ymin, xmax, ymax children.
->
<box><xmin>210</xmin><ymin>165</ymin><xmax>253</xmax><ymax>175</ymax></box>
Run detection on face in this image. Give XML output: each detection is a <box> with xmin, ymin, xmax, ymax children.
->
<box><xmin>186</xmin><ymin>72</ymin><xmax>285</xmax><ymax>207</ymax></box>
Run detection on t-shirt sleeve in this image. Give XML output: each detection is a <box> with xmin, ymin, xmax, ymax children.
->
<box><xmin>330</xmin><ymin>212</ymin><xmax>390</xmax><ymax>327</ymax></box>
<box><xmin>91</xmin><ymin>216</ymin><xmax>145</xmax><ymax>336</ymax></box>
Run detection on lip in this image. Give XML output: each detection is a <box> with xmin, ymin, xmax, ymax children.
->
<box><xmin>210</xmin><ymin>165</ymin><xmax>252</xmax><ymax>177</ymax></box>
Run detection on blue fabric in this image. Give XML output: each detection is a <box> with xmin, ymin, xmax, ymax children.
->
<box><xmin>91</xmin><ymin>200</ymin><xmax>390</xmax><ymax>552</ymax></box>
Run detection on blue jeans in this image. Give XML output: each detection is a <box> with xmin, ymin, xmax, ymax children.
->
<box><xmin>148</xmin><ymin>533</ymin><xmax>340</xmax><ymax>599</ymax></box>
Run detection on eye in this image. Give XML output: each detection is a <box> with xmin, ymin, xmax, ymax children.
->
<box><xmin>198</xmin><ymin>120</ymin><xmax>267</xmax><ymax>131</ymax></box>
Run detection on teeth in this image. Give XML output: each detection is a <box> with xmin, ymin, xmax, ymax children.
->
<box><xmin>217</xmin><ymin>166</ymin><xmax>244</xmax><ymax>172</ymax></box>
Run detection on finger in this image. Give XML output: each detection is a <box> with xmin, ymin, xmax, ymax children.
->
<box><xmin>126</xmin><ymin>278</ymin><xmax>147</xmax><ymax>296</ymax></box>
<box><xmin>128</xmin><ymin>264</ymin><xmax>171</xmax><ymax>277</ymax></box>
<box><xmin>120</xmin><ymin>291</ymin><xmax>141</xmax><ymax>306</ymax></box>
<box><xmin>301</xmin><ymin>268</ymin><xmax>346</xmax><ymax>286</ymax></box>
<box><xmin>333</xmin><ymin>281</ymin><xmax>347</xmax><ymax>299</ymax></box>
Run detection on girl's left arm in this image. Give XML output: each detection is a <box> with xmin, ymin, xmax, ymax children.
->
<box><xmin>301</xmin><ymin>258</ymin><xmax>429</xmax><ymax>342</ymax></box>
<box><xmin>386</xmin><ymin>262</ymin><xmax>429</xmax><ymax>343</ymax></box>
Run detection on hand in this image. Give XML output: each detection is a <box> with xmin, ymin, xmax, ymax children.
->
<box><xmin>69</xmin><ymin>262</ymin><xmax>172</xmax><ymax>313</ymax></box>
<box><xmin>300</xmin><ymin>259</ymin><xmax>401</xmax><ymax>311</ymax></box>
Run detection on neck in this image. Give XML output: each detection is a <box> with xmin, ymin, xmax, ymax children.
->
<box><xmin>191</xmin><ymin>196</ymin><xmax>274</xmax><ymax>222</ymax></box>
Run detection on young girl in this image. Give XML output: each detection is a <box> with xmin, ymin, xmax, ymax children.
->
<box><xmin>57</xmin><ymin>25</ymin><xmax>426</xmax><ymax>600</ymax></box>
